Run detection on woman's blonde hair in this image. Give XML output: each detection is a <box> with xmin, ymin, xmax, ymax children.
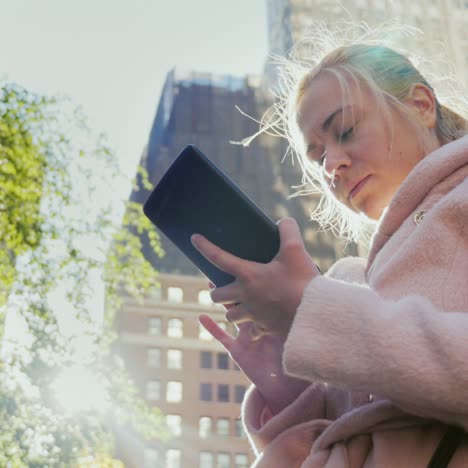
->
<box><xmin>260</xmin><ymin>22</ymin><xmax>468</xmax><ymax>244</ymax></box>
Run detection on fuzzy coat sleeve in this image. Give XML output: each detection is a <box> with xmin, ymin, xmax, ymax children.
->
<box><xmin>284</xmin><ymin>178</ymin><xmax>468</xmax><ymax>430</ymax></box>
<box><xmin>284</xmin><ymin>277</ymin><xmax>468</xmax><ymax>427</ymax></box>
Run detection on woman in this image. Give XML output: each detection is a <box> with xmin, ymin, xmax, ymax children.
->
<box><xmin>192</xmin><ymin>42</ymin><xmax>468</xmax><ymax>467</ymax></box>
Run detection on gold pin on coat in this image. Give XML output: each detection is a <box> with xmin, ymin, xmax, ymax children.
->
<box><xmin>414</xmin><ymin>210</ymin><xmax>428</xmax><ymax>224</ymax></box>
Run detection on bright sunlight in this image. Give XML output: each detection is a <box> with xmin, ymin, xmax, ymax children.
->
<box><xmin>52</xmin><ymin>364</ymin><xmax>110</xmax><ymax>414</ymax></box>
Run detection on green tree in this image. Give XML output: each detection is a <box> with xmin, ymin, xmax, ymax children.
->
<box><xmin>0</xmin><ymin>84</ymin><xmax>47</xmax><ymax>315</ymax></box>
<box><xmin>0</xmin><ymin>81</ymin><xmax>165</xmax><ymax>466</ymax></box>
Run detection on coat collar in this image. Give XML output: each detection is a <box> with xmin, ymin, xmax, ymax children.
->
<box><xmin>367</xmin><ymin>135</ymin><xmax>468</xmax><ymax>267</ymax></box>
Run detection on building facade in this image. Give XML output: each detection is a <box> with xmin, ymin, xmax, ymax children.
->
<box><xmin>115</xmin><ymin>273</ymin><xmax>254</xmax><ymax>467</ymax></box>
<box><xmin>265</xmin><ymin>0</ymin><xmax>468</xmax><ymax>88</ymax></box>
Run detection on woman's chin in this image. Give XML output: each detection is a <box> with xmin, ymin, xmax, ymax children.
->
<box><xmin>352</xmin><ymin>199</ymin><xmax>386</xmax><ymax>221</ymax></box>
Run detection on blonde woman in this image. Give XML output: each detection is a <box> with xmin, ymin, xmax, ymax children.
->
<box><xmin>192</xmin><ymin>35</ymin><xmax>468</xmax><ymax>467</ymax></box>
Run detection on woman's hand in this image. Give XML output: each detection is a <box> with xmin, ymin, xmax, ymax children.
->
<box><xmin>192</xmin><ymin>217</ymin><xmax>320</xmax><ymax>335</ymax></box>
<box><xmin>199</xmin><ymin>313</ymin><xmax>309</xmax><ymax>414</ymax></box>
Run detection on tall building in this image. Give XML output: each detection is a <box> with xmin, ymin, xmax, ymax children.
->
<box><xmin>265</xmin><ymin>0</ymin><xmax>468</xmax><ymax>88</ymax></box>
<box><xmin>114</xmin><ymin>274</ymin><xmax>253</xmax><ymax>468</ymax></box>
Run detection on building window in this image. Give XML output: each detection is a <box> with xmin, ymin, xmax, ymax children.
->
<box><xmin>167</xmin><ymin>286</ymin><xmax>183</xmax><ymax>303</ymax></box>
<box><xmin>200</xmin><ymin>383</ymin><xmax>212</xmax><ymax>401</ymax></box>
<box><xmin>234</xmin><ymin>453</ymin><xmax>249</xmax><ymax>468</ymax></box>
<box><xmin>166</xmin><ymin>381</ymin><xmax>183</xmax><ymax>403</ymax></box>
<box><xmin>217</xmin><ymin>452</ymin><xmax>231</xmax><ymax>468</ymax></box>
<box><xmin>143</xmin><ymin>447</ymin><xmax>160</xmax><ymax>468</ymax></box>
<box><xmin>199</xmin><ymin>451</ymin><xmax>214</xmax><ymax>468</ymax></box>
<box><xmin>217</xmin><ymin>352</ymin><xmax>229</xmax><ymax>370</ymax></box>
<box><xmin>147</xmin><ymin>348</ymin><xmax>161</xmax><ymax>368</ymax></box>
<box><xmin>235</xmin><ymin>418</ymin><xmax>246</xmax><ymax>438</ymax></box>
<box><xmin>167</xmin><ymin>318</ymin><xmax>183</xmax><ymax>338</ymax></box>
<box><xmin>217</xmin><ymin>384</ymin><xmax>229</xmax><ymax>403</ymax></box>
<box><xmin>166</xmin><ymin>414</ymin><xmax>182</xmax><ymax>437</ymax></box>
<box><xmin>148</xmin><ymin>317</ymin><xmax>161</xmax><ymax>335</ymax></box>
<box><xmin>146</xmin><ymin>380</ymin><xmax>160</xmax><ymax>401</ymax></box>
<box><xmin>199</xmin><ymin>322</ymin><xmax>213</xmax><ymax>341</ymax></box>
<box><xmin>199</xmin><ymin>416</ymin><xmax>212</xmax><ymax>438</ymax></box>
<box><xmin>216</xmin><ymin>418</ymin><xmax>230</xmax><ymax>436</ymax></box>
<box><xmin>166</xmin><ymin>448</ymin><xmax>181</xmax><ymax>468</ymax></box>
<box><xmin>167</xmin><ymin>349</ymin><xmax>183</xmax><ymax>369</ymax></box>
<box><xmin>234</xmin><ymin>385</ymin><xmax>246</xmax><ymax>403</ymax></box>
<box><xmin>198</xmin><ymin>289</ymin><xmax>212</xmax><ymax>305</ymax></box>
<box><xmin>200</xmin><ymin>351</ymin><xmax>212</xmax><ymax>369</ymax></box>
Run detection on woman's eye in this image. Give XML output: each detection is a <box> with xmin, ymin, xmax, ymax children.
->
<box><xmin>339</xmin><ymin>127</ymin><xmax>354</xmax><ymax>142</ymax></box>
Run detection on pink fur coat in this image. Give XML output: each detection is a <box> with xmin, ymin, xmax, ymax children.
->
<box><xmin>242</xmin><ymin>136</ymin><xmax>468</xmax><ymax>467</ymax></box>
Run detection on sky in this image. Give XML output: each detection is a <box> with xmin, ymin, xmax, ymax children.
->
<box><xmin>0</xmin><ymin>0</ymin><xmax>269</xmax><ymax>185</ymax></box>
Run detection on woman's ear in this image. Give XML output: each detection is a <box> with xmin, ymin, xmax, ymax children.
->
<box><xmin>404</xmin><ymin>83</ymin><xmax>438</xmax><ymax>129</ymax></box>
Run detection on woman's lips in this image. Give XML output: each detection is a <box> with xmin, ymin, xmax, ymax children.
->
<box><xmin>348</xmin><ymin>175</ymin><xmax>371</xmax><ymax>200</ymax></box>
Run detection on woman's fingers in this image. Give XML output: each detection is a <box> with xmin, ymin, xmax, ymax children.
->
<box><xmin>277</xmin><ymin>217</ymin><xmax>321</xmax><ymax>276</ymax></box>
<box><xmin>236</xmin><ymin>321</ymin><xmax>271</xmax><ymax>341</ymax></box>
<box><xmin>225</xmin><ymin>305</ymin><xmax>255</xmax><ymax>325</ymax></box>
<box><xmin>277</xmin><ymin>217</ymin><xmax>303</xmax><ymax>251</ymax></box>
<box><xmin>191</xmin><ymin>234</ymin><xmax>245</xmax><ymax>277</ymax></box>
<box><xmin>210</xmin><ymin>283</ymin><xmax>242</xmax><ymax>305</ymax></box>
<box><xmin>249</xmin><ymin>324</ymin><xmax>270</xmax><ymax>341</ymax></box>
<box><xmin>208</xmin><ymin>280</ymin><xmax>238</xmax><ymax>305</ymax></box>
<box><xmin>198</xmin><ymin>314</ymin><xmax>234</xmax><ymax>349</ymax></box>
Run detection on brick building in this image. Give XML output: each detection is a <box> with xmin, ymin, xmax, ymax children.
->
<box><xmin>115</xmin><ymin>274</ymin><xmax>253</xmax><ymax>467</ymax></box>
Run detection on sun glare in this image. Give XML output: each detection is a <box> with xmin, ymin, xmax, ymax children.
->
<box><xmin>52</xmin><ymin>365</ymin><xmax>110</xmax><ymax>414</ymax></box>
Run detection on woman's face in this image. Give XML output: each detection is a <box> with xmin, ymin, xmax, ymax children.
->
<box><xmin>297</xmin><ymin>74</ymin><xmax>438</xmax><ymax>220</ymax></box>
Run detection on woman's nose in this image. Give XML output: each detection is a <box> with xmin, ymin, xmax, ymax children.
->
<box><xmin>322</xmin><ymin>144</ymin><xmax>351</xmax><ymax>182</ymax></box>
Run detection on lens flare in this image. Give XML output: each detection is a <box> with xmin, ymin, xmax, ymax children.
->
<box><xmin>52</xmin><ymin>365</ymin><xmax>110</xmax><ymax>413</ymax></box>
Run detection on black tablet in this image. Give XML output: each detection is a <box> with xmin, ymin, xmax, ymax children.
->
<box><xmin>143</xmin><ymin>145</ymin><xmax>280</xmax><ymax>286</ymax></box>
